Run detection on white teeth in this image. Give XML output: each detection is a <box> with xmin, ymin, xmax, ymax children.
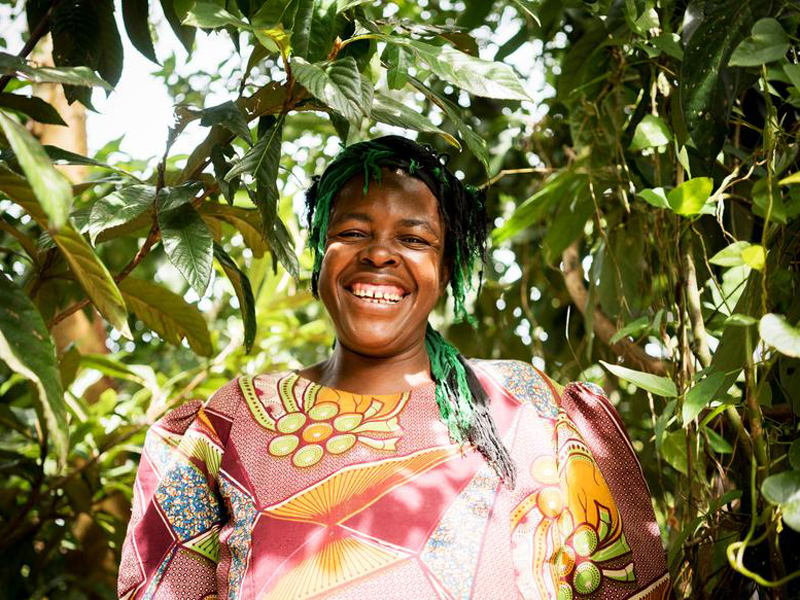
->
<box><xmin>351</xmin><ymin>287</ymin><xmax>402</xmax><ymax>303</ymax></box>
<box><xmin>375</xmin><ymin>291</ymin><xmax>384</xmax><ymax>299</ymax></box>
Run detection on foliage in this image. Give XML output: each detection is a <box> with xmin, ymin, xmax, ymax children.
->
<box><xmin>0</xmin><ymin>0</ymin><xmax>799</xmax><ymax>598</ymax></box>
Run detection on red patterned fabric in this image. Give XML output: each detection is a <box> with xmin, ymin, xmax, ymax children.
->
<box><xmin>118</xmin><ymin>360</ymin><xmax>671</xmax><ymax>599</ymax></box>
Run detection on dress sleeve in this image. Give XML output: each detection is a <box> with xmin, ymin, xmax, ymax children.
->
<box><xmin>118</xmin><ymin>394</ymin><xmax>232</xmax><ymax>600</ymax></box>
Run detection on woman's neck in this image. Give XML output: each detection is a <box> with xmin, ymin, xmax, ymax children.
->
<box><xmin>300</xmin><ymin>337</ymin><xmax>433</xmax><ymax>394</ymax></box>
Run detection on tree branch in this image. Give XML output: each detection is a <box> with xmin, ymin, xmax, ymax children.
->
<box><xmin>561</xmin><ymin>241</ymin><xmax>669</xmax><ymax>375</ymax></box>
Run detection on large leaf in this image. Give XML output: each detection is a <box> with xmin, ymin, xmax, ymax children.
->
<box><xmin>542</xmin><ymin>194</ymin><xmax>593</xmax><ymax>263</ymax></box>
<box><xmin>759</xmin><ymin>313</ymin><xmax>800</xmax><ymax>358</ymax></box>
<box><xmin>667</xmin><ymin>177</ymin><xmax>713</xmax><ymax>216</ymax></box>
<box><xmin>52</xmin><ymin>226</ymin><xmax>131</xmax><ymax>336</ymax></box>
<box><xmin>157</xmin><ymin>200</ymin><xmax>214</xmax><ymax>296</ymax></box>
<box><xmin>51</xmin><ymin>0</ymin><xmax>105</xmax><ymax>105</ymax></box>
<box><xmin>122</xmin><ymin>0</ymin><xmax>158</xmax><ymax>63</ymax></box>
<box><xmin>407</xmin><ymin>75</ymin><xmax>489</xmax><ymax>172</ymax></box>
<box><xmin>88</xmin><ymin>184</ymin><xmax>155</xmax><ymax>244</ymax></box>
<box><xmin>226</xmin><ymin>116</ymin><xmax>283</xmax><ymax>187</ymax></box>
<box><xmin>213</xmin><ymin>244</ymin><xmax>256</xmax><ymax>353</ymax></box>
<box><xmin>161</xmin><ymin>0</ymin><xmax>197</xmax><ymax>53</ymax></box>
<box><xmin>118</xmin><ymin>277</ymin><xmax>213</xmax><ymax>356</ymax></box>
<box><xmin>661</xmin><ymin>430</ymin><xmax>689</xmax><ymax>475</ymax></box>
<box><xmin>371</xmin><ymin>93</ymin><xmax>459</xmax><ymax>148</ymax></box>
<box><xmin>292</xmin><ymin>0</ymin><xmax>316</xmax><ymax>59</ymax></box>
<box><xmin>0</xmin><ymin>93</ymin><xmax>66</xmax><ymax>126</ymax></box>
<box><xmin>0</xmin><ymin>272</ymin><xmax>68</xmax><ymax>464</ymax></box>
<box><xmin>291</xmin><ymin>57</ymin><xmax>364</xmax><ymax>125</ymax></box>
<box><xmin>97</xmin><ymin>0</ymin><xmax>124</xmax><ymax>88</ymax></box>
<box><xmin>762</xmin><ymin>471</ymin><xmax>800</xmax><ymax>505</ymax></box>
<box><xmin>680</xmin><ymin>0</ymin><xmax>767</xmax><ymax>162</ymax></box>
<box><xmin>729</xmin><ymin>18</ymin><xmax>789</xmax><ymax>67</ymax></box>
<box><xmin>600</xmin><ymin>360</ymin><xmax>678</xmax><ymax>397</ymax></box>
<box><xmin>199</xmin><ymin>203</ymin><xmax>268</xmax><ymax>257</ymax></box>
<box><xmin>390</xmin><ymin>37</ymin><xmax>530</xmax><ymax>101</ymax></box>
<box><xmin>0</xmin><ymin>110</ymin><xmax>72</xmax><ymax>229</ymax></box>
<box><xmin>0</xmin><ymin>52</ymin><xmax>113</xmax><ymax>89</ymax></box>
<box><xmin>182</xmin><ymin>2</ymin><xmax>249</xmax><ymax>28</ymax></box>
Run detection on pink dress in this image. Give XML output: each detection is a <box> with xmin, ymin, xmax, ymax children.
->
<box><xmin>118</xmin><ymin>360</ymin><xmax>671</xmax><ymax>599</ymax></box>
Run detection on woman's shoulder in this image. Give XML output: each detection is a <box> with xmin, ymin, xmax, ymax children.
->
<box><xmin>468</xmin><ymin>358</ymin><xmax>563</xmax><ymax>416</ymax></box>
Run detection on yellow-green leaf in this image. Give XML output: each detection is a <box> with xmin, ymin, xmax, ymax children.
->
<box><xmin>741</xmin><ymin>244</ymin><xmax>766</xmax><ymax>270</ymax></box>
<box><xmin>667</xmin><ymin>177</ymin><xmax>713</xmax><ymax>216</ymax></box>
<box><xmin>0</xmin><ymin>110</ymin><xmax>72</xmax><ymax>229</ymax></box>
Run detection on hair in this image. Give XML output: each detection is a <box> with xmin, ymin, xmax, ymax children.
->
<box><xmin>304</xmin><ymin>135</ymin><xmax>516</xmax><ymax>487</ymax></box>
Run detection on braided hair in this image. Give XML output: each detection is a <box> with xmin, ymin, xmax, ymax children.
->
<box><xmin>305</xmin><ymin>135</ymin><xmax>516</xmax><ymax>487</ymax></box>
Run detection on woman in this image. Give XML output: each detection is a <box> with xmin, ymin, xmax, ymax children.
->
<box><xmin>118</xmin><ymin>136</ymin><xmax>671</xmax><ymax>599</ymax></box>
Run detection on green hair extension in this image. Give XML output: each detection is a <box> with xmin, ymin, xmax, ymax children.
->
<box><xmin>425</xmin><ymin>324</ymin><xmax>474</xmax><ymax>442</ymax></box>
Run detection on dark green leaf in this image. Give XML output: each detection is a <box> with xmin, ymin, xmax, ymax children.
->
<box><xmin>305</xmin><ymin>0</ymin><xmax>338</xmax><ymax>62</ymax></box>
<box><xmin>790</xmin><ymin>439</ymin><xmax>800</xmax><ymax>471</ymax></box>
<box><xmin>0</xmin><ymin>272</ymin><xmax>68</xmax><ymax>465</ymax></box>
<box><xmin>26</xmin><ymin>0</ymin><xmax>51</xmax><ymax>37</ymax></box>
<box><xmin>729</xmin><ymin>18</ymin><xmax>789</xmax><ymax>67</ymax></box>
<box><xmin>119</xmin><ymin>276</ymin><xmax>213</xmax><ymax>356</ymax></box>
<box><xmin>161</xmin><ymin>0</ymin><xmax>197</xmax><ymax>53</ymax></box>
<box><xmin>97</xmin><ymin>0</ymin><xmax>124</xmax><ymax>88</ymax></box>
<box><xmin>226</xmin><ymin>115</ymin><xmax>283</xmax><ymax>186</ymax></box>
<box><xmin>248</xmin><ymin>186</ymin><xmax>299</xmax><ymax>278</ymax></box>
<box><xmin>661</xmin><ymin>430</ymin><xmax>688</xmax><ymax>475</ymax></box>
<box><xmin>157</xmin><ymin>201</ymin><xmax>214</xmax><ymax>296</ymax></box>
<box><xmin>201</xmin><ymin>101</ymin><xmax>252</xmax><ymax>146</ymax></box>
<box><xmin>683</xmin><ymin>372</ymin><xmax>726</xmax><ymax>423</ymax></box>
<box><xmin>0</xmin><ymin>93</ymin><xmax>66</xmax><ymax>126</ymax></box>
<box><xmin>609</xmin><ymin>316</ymin><xmax>650</xmax><ymax>345</ymax></box>
<box><xmin>88</xmin><ymin>184</ymin><xmax>155</xmax><ymax>244</ymax></box>
<box><xmin>384</xmin><ymin>44</ymin><xmax>409</xmax><ymax>90</ymax></box>
<box><xmin>680</xmin><ymin>0</ymin><xmax>764</xmax><ymax>162</ymax></box>
<box><xmin>0</xmin><ymin>110</ymin><xmax>72</xmax><ymax>229</ymax></box>
<box><xmin>600</xmin><ymin>360</ymin><xmax>679</xmax><ymax>396</ymax></box>
<box><xmin>122</xmin><ymin>0</ymin><xmax>158</xmax><ymax>64</ymax></box>
<box><xmin>542</xmin><ymin>192</ymin><xmax>592</xmax><ymax>263</ymax></box>
<box><xmin>199</xmin><ymin>203</ymin><xmax>268</xmax><ymax>257</ymax></box>
<box><xmin>291</xmin><ymin>57</ymin><xmax>364</xmax><ymax>125</ymax></box>
<box><xmin>292</xmin><ymin>0</ymin><xmax>315</xmax><ymax>59</ymax></box>
<box><xmin>636</xmin><ymin>187</ymin><xmax>670</xmax><ymax>209</ymax></box>
<box><xmin>210</xmin><ymin>145</ymin><xmax>238</xmax><ymax>205</ymax></box>
<box><xmin>213</xmin><ymin>244</ymin><xmax>256</xmax><ymax>353</ymax></box>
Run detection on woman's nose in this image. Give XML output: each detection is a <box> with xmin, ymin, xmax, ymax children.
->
<box><xmin>358</xmin><ymin>240</ymin><xmax>398</xmax><ymax>267</ymax></box>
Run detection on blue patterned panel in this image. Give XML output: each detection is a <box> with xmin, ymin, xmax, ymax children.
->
<box><xmin>477</xmin><ymin>360</ymin><xmax>559</xmax><ymax>418</ymax></box>
<box><xmin>579</xmin><ymin>381</ymin><xmax>607</xmax><ymax>397</ymax></box>
<box><xmin>220</xmin><ymin>477</ymin><xmax>258</xmax><ymax>600</ymax></box>
<box><xmin>421</xmin><ymin>465</ymin><xmax>500</xmax><ymax>599</ymax></box>
<box><xmin>155</xmin><ymin>462</ymin><xmax>221</xmax><ymax>541</ymax></box>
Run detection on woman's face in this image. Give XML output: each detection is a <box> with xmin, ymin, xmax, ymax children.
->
<box><xmin>318</xmin><ymin>169</ymin><xmax>448</xmax><ymax>357</ymax></box>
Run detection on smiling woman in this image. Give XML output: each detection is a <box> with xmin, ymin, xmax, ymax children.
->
<box><xmin>118</xmin><ymin>137</ymin><xmax>672</xmax><ymax>600</ymax></box>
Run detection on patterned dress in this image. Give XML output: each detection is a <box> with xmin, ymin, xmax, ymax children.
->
<box><xmin>118</xmin><ymin>360</ymin><xmax>671</xmax><ymax>599</ymax></box>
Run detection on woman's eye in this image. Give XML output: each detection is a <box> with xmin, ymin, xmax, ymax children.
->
<box><xmin>339</xmin><ymin>230</ymin><xmax>366</xmax><ymax>239</ymax></box>
<box><xmin>402</xmin><ymin>236</ymin><xmax>428</xmax><ymax>245</ymax></box>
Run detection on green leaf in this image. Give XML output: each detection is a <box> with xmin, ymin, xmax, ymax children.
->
<box><xmin>783</xmin><ymin>63</ymin><xmax>800</xmax><ymax>92</ymax></box>
<box><xmin>157</xmin><ymin>199</ymin><xmax>214</xmax><ymax>297</ymax></box>
<box><xmin>629</xmin><ymin>114</ymin><xmax>672</xmax><ymax>150</ymax></box>
<box><xmin>782</xmin><ymin>495</ymin><xmax>800</xmax><ymax>532</ymax></box>
<box><xmin>407</xmin><ymin>75</ymin><xmax>489</xmax><ymax>172</ymax></box>
<box><xmin>0</xmin><ymin>110</ymin><xmax>72</xmax><ymax>229</ymax></box>
<box><xmin>680</xmin><ymin>1</ymin><xmax>759</xmax><ymax>162</ymax></box>
<box><xmin>291</xmin><ymin>57</ymin><xmax>364</xmax><ymax>125</ymax></box>
<box><xmin>393</xmin><ymin>37</ymin><xmax>530</xmax><ymax>101</ymax></box>
<box><xmin>759</xmin><ymin>313</ymin><xmax>800</xmax><ymax>358</ymax></box>
<box><xmin>710</xmin><ymin>241</ymin><xmax>751</xmax><ymax>267</ymax></box>
<box><xmin>118</xmin><ymin>276</ymin><xmax>213</xmax><ymax>356</ymax></box>
<box><xmin>609</xmin><ymin>316</ymin><xmax>650</xmax><ymax>345</ymax></box>
<box><xmin>199</xmin><ymin>203</ymin><xmax>268</xmax><ymax>258</ymax></box>
<box><xmin>704</xmin><ymin>427</ymin><xmax>733</xmax><ymax>454</ymax></box>
<box><xmin>683</xmin><ymin>372</ymin><xmax>726</xmax><ymax>423</ymax></box>
<box><xmin>122</xmin><ymin>0</ymin><xmax>158</xmax><ymax>63</ymax></box>
<box><xmin>97</xmin><ymin>0</ymin><xmax>124</xmax><ymax>88</ymax></box>
<box><xmin>741</xmin><ymin>244</ymin><xmax>766</xmax><ymax>270</ymax></box>
<box><xmin>789</xmin><ymin>439</ymin><xmax>800</xmax><ymax>471</ymax></box>
<box><xmin>384</xmin><ymin>44</ymin><xmax>410</xmax><ymax>90</ymax></box>
<box><xmin>762</xmin><ymin>471</ymin><xmax>800</xmax><ymax>505</ymax></box>
<box><xmin>778</xmin><ymin>169</ymin><xmax>800</xmax><ymax>185</ymax></box>
<box><xmin>650</xmin><ymin>32</ymin><xmax>684</xmax><ymax>60</ymax></box>
<box><xmin>542</xmin><ymin>195</ymin><xmax>593</xmax><ymax>263</ymax></box>
<box><xmin>292</xmin><ymin>0</ymin><xmax>315</xmax><ymax>59</ymax></box>
<box><xmin>210</xmin><ymin>145</ymin><xmax>238</xmax><ymax>205</ymax></box>
<box><xmin>0</xmin><ymin>52</ymin><xmax>113</xmax><ymax>89</ymax></box>
<box><xmin>201</xmin><ymin>101</ymin><xmax>252</xmax><ymax>146</ymax></box>
<box><xmin>729</xmin><ymin>18</ymin><xmax>789</xmax><ymax>67</ymax></box>
<box><xmin>182</xmin><ymin>1</ymin><xmax>249</xmax><ymax>28</ymax></box>
<box><xmin>600</xmin><ymin>360</ymin><xmax>678</xmax><ymax>397</ymax></box>
<box><xmin>667</xmin><ymin>177</ymin><xmax>713</xmax><ymax>216</ymax></box>
<box><xmin>0</xmin><ymin>272</ymin><xmax>68</xmax><ymax>465</ymax></box>
<box><xmin>213</xmin><ymin>244</ymin><xmax>256</xmax><ymax>353</ymax></box>
<box><xmin>88</xmin><ymin>184</ymin><xmax>155</xmax><ymax>244</ymax></box>
<box><xmin>661</xmin><ymin>430</ymin><xmax>688</xmax><ymax>475</ymax></box>
<box><xmin>371</xmin><ymin>93</ymin><xmax>459</xmax><ymax>148</ymax></box>
<box><xmin>52</xmin><ymin>225</ymin><xmax>131</xmax><ymax>336</ymax></box>
<box><xmin>0</xmin><ymin>93</ymin><xmax>66</xmax><ymax>126</ymax></box>
<box><xmin>161</xmin><ymin>0</ymin><xmax>196</xmax><ymax>53</ymax></box>
<box><xmin>636</xmin><ymin>187</ymin><xmax>670</xmax><ymax>209</ymax></box>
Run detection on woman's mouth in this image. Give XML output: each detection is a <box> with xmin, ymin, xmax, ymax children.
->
<box><xmin>346</xmin><ymin>282</ymin><xmax>408</xmax><ymax>305</ymax></box>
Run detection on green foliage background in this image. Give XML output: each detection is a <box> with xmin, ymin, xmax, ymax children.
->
<box><xmin>1</xmin><ymin>0</ymin><xmax>800</xmax><ymax>598</ymax></box>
